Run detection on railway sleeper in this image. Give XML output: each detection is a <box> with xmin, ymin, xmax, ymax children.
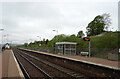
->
<box><xmin>20</xmin><ymin>51</ymin><xmax>86</xmax><ymax>79</ymax></box>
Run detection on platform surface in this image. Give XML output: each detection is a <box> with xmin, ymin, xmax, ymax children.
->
<box><xmin>63</xmin><ymin>55</ymin><xmax>119</xmax><ymax>68</ymax></box>
<box><xmin>1</xmin><ymin>50</ymin><xmax>24</xmax><ymax>78</ymax></box>
<box><xmin>43</xmin><ymin>52</ymin><xmax>119</xmax><ymax>70</ymax></box>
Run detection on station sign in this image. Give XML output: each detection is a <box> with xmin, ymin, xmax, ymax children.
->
<box><xmin>83</xmin><ymin>37</ymin><xmax>90</xmax><ymax>41</ymax></box>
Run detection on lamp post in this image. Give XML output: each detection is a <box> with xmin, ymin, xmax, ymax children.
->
<box><xmin>53</xmin><ymin>30</ymin><xmax>59</xmax><ymax>54</ymax></box>
<box><xmin>29</xmin><ymin>39</ymin><xmax>33</xmax><ymax>43</ymax></box>
<box><xmin>37</xmin><ymin>36</ymin><xmax>41</xmax><ymax>41</ymax></box>
<box><xmin>53</xmin><ymin>30</ymin><xmax>58</xmax><ymax>42</ymax></box>
<box><xmin>6</xmin><ymin>34</ymin><xmax>9</xmax><ymax>43</ymax></box>
<box><xmin>37</xmin><ymin>36</ymin><xmax>41</xmax><ymax>46</ymax></box>
<box><xmin>0</xmin><ymin>28</ymin><xmax>4</xmax><ymax>52</ymax></box>
<box><xmin>3</xmin><ymin>34</ymin><xmax>9</xmax><ymax>44</ymax></box>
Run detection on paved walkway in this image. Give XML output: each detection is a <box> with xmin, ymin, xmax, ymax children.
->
<box><xmin>1</xmin><ymin>50</ymin><xmax>24</xmax><ymax>78</ymax></box>
<box><xmin>64</xmin><ymin>55</ymin><xmax>119</xmax><ymax>68</ymax></box>
<box><xmin>40</xmin><ymin>51</ymin><xmax>119</xmax><ymax>69</ymax></box>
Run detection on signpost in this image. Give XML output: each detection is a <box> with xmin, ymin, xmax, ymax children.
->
<box><xmin>83</xmin><ymin>36</ymin><xmax>91</xmax><ymax>57</ymax></box>
<box><xmin>88</xmin><ymin>40</ymin><xmax>91</xmax><ymax>57</ymax></box>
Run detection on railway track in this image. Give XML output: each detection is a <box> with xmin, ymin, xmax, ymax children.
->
<box><xmin>13</xmin><ymin>48</ymin><xmax>120</xmax><ymax>78</ymax></box>
<box><xmin>13</xmin><ymin>49</ymin><xmax>52</xmax><ymax>79</ymax></box>
<box><xmin>13</xmin><ymin>48</ymin><xmax>86</xmax><ymax>79</ymax></box>
<box><xmin>19</xmin><ymin>49</ymin><xmax>85</xmax><ymax>78</ymax></box>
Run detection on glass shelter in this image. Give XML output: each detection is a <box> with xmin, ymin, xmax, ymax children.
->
<box><xmin>55</xmin><ymin>42</ymin><xmax>77</xmax><ymax>55</ymax></box>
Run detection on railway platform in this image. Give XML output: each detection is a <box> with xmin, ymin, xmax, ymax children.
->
<box><xmin>49</xmin><ymin>53</ymin><xmax>119</xmax><ymax>70</ymax></box>
<box><xmin>0</xmin><ymin>50</ymin><xmax>24</xmax><ymax>79</ymax></box>
<box><xmin>61</xmin><ymin>55</ymin><xmax>119</xmax><ymax>69</ymax></box>
<box><xmin>20</xmin><ymin>48</ymin><xmax>119</xmax><ymax>70</ymax></box>
<box><xmin>18</xmin><ymin>48</ymin><xmax>120</xmax><ymax>77</ymax></box>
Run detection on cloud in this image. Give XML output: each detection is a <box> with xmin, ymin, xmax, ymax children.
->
<box><xmin>0</xmin><ymin>0</ymin><xmax>118</xmax><ymax>44</ymax></box>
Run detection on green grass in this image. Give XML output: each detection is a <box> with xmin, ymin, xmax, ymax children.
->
<box><xmin>20</xmin><ymin>31</ymin><xmax>120</xmax><ymax>60</ymax></box>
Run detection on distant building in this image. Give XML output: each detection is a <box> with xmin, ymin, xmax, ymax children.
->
<box><xmin>4</xmin><ymin>43</ymin><xmax>10</xmax><ymax>49</ymax></box>
<box><xmin>55</xmin><ymin>42</ymin><xmax>77</xmax><ymax>55</ymax></box>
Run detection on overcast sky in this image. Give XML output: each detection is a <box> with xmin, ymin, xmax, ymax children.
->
<box><xmin>0</xmin><ymin>0</ymin><xmax>119</xmax><ymax>44</ymax></box>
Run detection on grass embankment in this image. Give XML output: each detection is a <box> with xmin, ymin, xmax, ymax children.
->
<box><xmin>20</xmin><ymin>32</ymin><xmax>120</xmax><ymax>59</ymax></box>
<box><xmin>90</xmin><ymin>32</ymin><xmax>120</xmax><ymax>59</ymax></box>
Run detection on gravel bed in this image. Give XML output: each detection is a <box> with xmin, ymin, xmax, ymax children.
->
<box><xmin>22</xmin><ymin>52</ymin><xmax>74</xmax><ymax>78</ymax></box>
<box><xmin>13</xmin><ymin>49</ymin><xmax>48</xmax><ymax>79</ymax></box>
<box><xmin>20</xmin><ymin>49</ymin><xmax>119</xmax><ymax>77</ymax></box>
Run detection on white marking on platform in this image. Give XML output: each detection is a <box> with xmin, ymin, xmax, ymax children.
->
<box><xmin>11</xmin><ymin>50</ymin><xmax>25</xmax><ymax>78</ymax></box>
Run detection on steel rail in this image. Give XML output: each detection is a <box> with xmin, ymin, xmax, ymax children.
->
<box><xmin>14</xmin><ymin>51</ymin><xmax>31</xmax><ymax>79</ymax></box>
<box><xmin>16</xmin><ymin>51</ymin><xmax>53</xmax><ymax>79</ymax></box>
<box><xmin>19</xmin><ymin>50</ymin><xmax>85</xmax><ymax>79</ymax></box>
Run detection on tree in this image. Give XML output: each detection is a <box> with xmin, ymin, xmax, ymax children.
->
<box><xmin>24</xmin><ymin>43</ymin><xmax>28</xmax><ymax>47</ymax></box>
<box><xmin>45</xmin><ymin>39</ymin><xmax>49</xmax><ymax>44</ymax></box>
<box><xmin>77</xmin><ymin>31</ymin><xmax>84</xmax><ymax>38</ymax></box>
<box><xmin>86</xmin><ymin>13</ymin><xmax>111</xmax><ymax>36</ymax></box>
<box><xmin>102</xmin><ymin>13</ymin><xmax>111</xmax><ymax>31</ymax></box>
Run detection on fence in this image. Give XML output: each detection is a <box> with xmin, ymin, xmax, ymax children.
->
<box><xmin>22</xmin><ymin>47</ymin><xmax>118</xmax><ymax>54</ymax></box>
<box><xmin>77</xmin><ymin>47</ymin><xmax>118</xmax><ymax>54</ymax></box>
<box><xmin>23</xmin><ymin>47</ymin><xmax>55</xmax><ymax>54</ymax></box>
